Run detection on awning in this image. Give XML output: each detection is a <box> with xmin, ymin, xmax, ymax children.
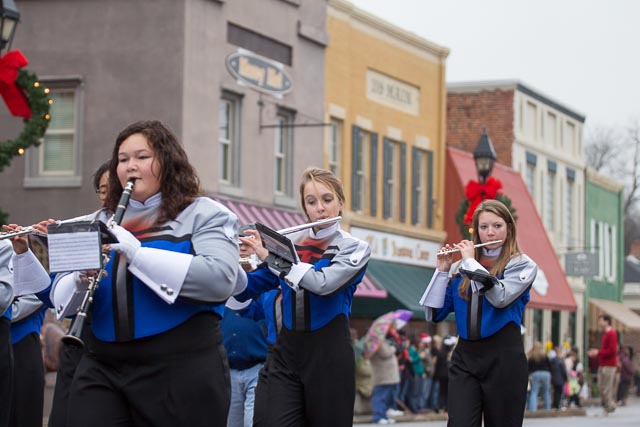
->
<box><xmin>351</xmin><ymin>259</ymin><xmax>435</xmax><ymax>318</ymax></box>
<box><xmin>445</xmin><ymin>148</ymin><xmax>577</xmax><ymax>312</ymax></box>
<box><xmin>589</xmin><ymin>298</ymin><xmax>640</xmax><ymax>332</ymax></box>
<box><xmin>212</xmin><ymin>196</ymin><xmax>387</xmax><ymax>299</ymax></box>
<box><xmin>212</xmin><ymin>196</ymin><xmax>307</xmax><ymax>231</ymax></box>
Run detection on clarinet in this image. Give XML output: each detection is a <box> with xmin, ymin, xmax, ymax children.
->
<box><xmin>62</xmin><ymin>179</ymin><xmax>136</xmax><ymax>347</ymax></box>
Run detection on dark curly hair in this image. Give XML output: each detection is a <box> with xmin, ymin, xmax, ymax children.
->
<box><xmin>104</xmin><ymin>120</ymin><xmax>202</xmax><ymax>224</ymax></box>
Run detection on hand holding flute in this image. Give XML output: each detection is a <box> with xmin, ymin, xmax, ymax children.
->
<box><xmin>435</xmin><ymin>240</ymin><xmax>503</xmax><ymax>272</ymax></box>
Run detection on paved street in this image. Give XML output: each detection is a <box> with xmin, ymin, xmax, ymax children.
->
<box><xmin>356</xmin><ymin>396</ymin><xmax>640</xmax><ymax>427</ymax></box>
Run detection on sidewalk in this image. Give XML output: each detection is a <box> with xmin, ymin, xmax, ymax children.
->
<box><xmin>353</xmin><ymin>406</ymin><xmax>587</xmax><ymax>424</ymax></box>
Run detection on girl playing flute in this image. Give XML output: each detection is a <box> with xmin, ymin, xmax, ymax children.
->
<box><xmin>419</xmin><ymin>199</ymin><xmax>537</xmax><ymax>427</ymax></box>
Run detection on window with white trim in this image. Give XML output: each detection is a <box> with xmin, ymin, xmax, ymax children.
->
<box><xmin>545</xmin><ymin>170</ymin><xmax>556</xmax><ymax>231</ymax></box>
<box><xmin>25</xmin><ymin>79</ymin><xmax>82</xmax><ymax>187</ymax></box>
<box><xmin>328</xmin><ymin>118</ymin><xmax>342</xmax><ymax>176</ymax></box>
<box><xmin>218</xmin><ymin>92</ymin><xmax>241</xmax><ymax>186</ymax></box>
<box><xmin>274</xmin><ymin>110</ymin><xmax>294</xmax><ymax>196</ymax></box>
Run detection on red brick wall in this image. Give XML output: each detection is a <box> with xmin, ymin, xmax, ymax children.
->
<box><xmin>446</xmin><ymin>89</ymin><xmax>516</xmax><ymax>166</ymax></box>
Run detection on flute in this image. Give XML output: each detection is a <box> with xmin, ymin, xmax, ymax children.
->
<box><xmin>0</xmin><ymin>214</ymin><xmax>95</xmax><ymax>240</ymax></box>
<box><xmin>436</xmin><ymin>240</ymin><xmax>503</xmax><ymax>255</ymax></box>
<box><xmin>277</xmin><ymin>216</ymin><xmax>341</xmax><ymax>235</ymax></box>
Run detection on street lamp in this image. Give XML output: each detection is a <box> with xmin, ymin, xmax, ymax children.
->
<box><xmin>473</xmin><ymin>127</ymin><xmax>497</xmax><ymax>184</ymax></box>
<box><xmin>0</xmin><ymin>0</ymin><xmax>20</xmax><ymax>55</ymax></box>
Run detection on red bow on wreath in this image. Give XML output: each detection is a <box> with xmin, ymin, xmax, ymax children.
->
<box><xmin>0</xmin><ymin>50</ymin><xmax>32</xmax><ymax>119</ymax></box>
<box><xmin>463</xmin><ymin>176</ymin><xmax>503</xmax><ymax>224</ymax></box>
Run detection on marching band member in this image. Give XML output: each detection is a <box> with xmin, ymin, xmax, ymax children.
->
<box><xmin>0</xmin><ymin>225</ymin><xmax>51</xmax><ymax>427</ymax></box>
<box><xmin>50</xmin><ymin>120</ymin><xmax>239</xmax><ymax>426</ymax></box>
<box><xmin>48</xmin><ymin>160</ymin><xmax>110</xmax><ymax>427</ymax></box>
<box><xmin>419</xmin><ymin>199</ymin><xmax>537</xmax><ymax>427</ymax></box>
<box><xmin>237</xmin><ymin>167</ymin><xmax>370</xmax><ymax>427</ymax></box>
<box><xmin>0</xmin><ymin>240</ymin><xmax>13</xmax><ymax>427</ymax></box>
<box><xmin>10</xmin><ymin>294</ymin><xmax>46</xmax><ymax>427</ymax></box>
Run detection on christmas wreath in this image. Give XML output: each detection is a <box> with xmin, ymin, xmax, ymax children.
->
<box><xmin>455</xmin><ymin>176</ymin><xmax>517</xmax><ymax>240</ymax></box>
<box><xmin>0</xmin><ymin>49</ymin><xmax>51</xmax><ymax>223</ymax></box>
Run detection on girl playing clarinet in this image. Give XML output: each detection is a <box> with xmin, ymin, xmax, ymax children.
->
<box><xmin>51</xmin><ymin>120</ymin><xmax>239</xmax><ymax>426</ymax></box>
<box><xmin>419</xmin><ymin>199</ymin><xmax>537</xmax><ymax>427</ymax></box>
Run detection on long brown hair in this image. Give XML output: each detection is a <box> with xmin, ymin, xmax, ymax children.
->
<box><xmin>104</xmin><ymin>120</ymin><xmax>202</xmax><ymax>224</ymax></box>
<box><xmin>459</xmin><ymin>199</ymin><xmax>520</xmax><ymax>298</ymax></box>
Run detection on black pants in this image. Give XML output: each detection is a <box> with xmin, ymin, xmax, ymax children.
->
<box><xmin>47</xmin><ymin>340</ymin><xmax>85</xmax><ymax>427</ymax></box>
<box><xmin>0</xmin><ymin>319</ymin><xmax>13</xmax><ymax>427</ymax></box>
<box><xmin>552</xmin><ymin>383</ymin><xmax>564</xmax><ymax>409</ymax></box>
<box><xmin>67</xmin><ymin>313</ymin><xmax>230</xmax><ymax>427</ymax></box>
<box><xmin>10</xmin><ymin>332</ymin><xmax>44</xmax><ymax>427</ymax></box>
<box><xmin>447</xmin><ymin>323</ymin><xmax>527</xmax><ymax>427</ymax></box>
<box><xmin>265</xmin><ymin>315</ymin><xmax>355</xmax><ymax>427</ymax></box>
<box><xmin>253</xmin><ymin>345</ymin><xmax>273</xmax><ymax>427</ymax></box>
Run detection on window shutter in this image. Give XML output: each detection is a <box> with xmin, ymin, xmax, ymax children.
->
<box><xmin>370</xmin><ymin>133</ymin><xmax>378</xmax><ymax>217</ymax></box>
<box><xmin>383</xmin><ymin>137</ymin><xmax>391</xmax><ymax>219</ymax></box>
<box><xmin>411</xmin><ymin>147</ymin><xmax>419</xmax><ymax>225</ymax></box>
<box><xmin>400</xmin><ymin>142</ymin><xmax>407</xmax><ymax>223</ymax></box>
<box><xmin>426</xmin><ymin>150</ymin><xmax>434</xmax><ymax>228</ymax></box>
<box><xmin>351</xmin><ymin>125</ymin><xmax>361</xmax><ymax>211</ymax></box>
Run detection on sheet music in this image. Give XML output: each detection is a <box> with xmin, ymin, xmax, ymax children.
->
<box><xmin>48</xmin><ymin>231</ymin><xmax>102</xmax><ymax>273</ymax></box>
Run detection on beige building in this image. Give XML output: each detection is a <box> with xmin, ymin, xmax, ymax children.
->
<box><xmin>325</xmin><ymin>0</ymin><xmax>450</xmax><ymax>333</ymax></box>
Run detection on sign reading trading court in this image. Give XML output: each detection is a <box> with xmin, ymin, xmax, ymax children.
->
<box><xmin>226</xmin><ymin>48</ymin><xmax>293</xmax><ymax>97</ymax></box>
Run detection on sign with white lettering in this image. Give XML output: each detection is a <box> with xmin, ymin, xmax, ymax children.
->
<box><xmin>226</xmin><ymin>49</ymin><xmax>293</xmax><ymax>97</ymax></box>
<box><xmin>565</xmin><ymin>252</ymin><xmax>599</xmax><ymax>277</ymax></box>
<box><xmin>366</xmin><ymin>70</ymin><xmax>420</xmax><ymax>115</ymax></box>
<box><xmin>350</xmin><ymin>226</ymin><xmax>439</xmax><ymax>268</ymax></box>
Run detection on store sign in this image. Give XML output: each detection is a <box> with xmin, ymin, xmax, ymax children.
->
<box><xmin>366</xmin><ymin>69</ymin><xmax>420</xmax><ymax>116</ymax></box>
<box><xmin>226</xmin><ymin>49</ymin><xmax>293</xmax><ymax>97</ymax></box>
<box><xmin>565</xmin><ymin>252</ymin><xmax>599</xmax><ymax>277</ymax></box>
<box><xmin>350</xmin><ymin>226</ymin><xmax>439</xmax><ymax>268</ymax></box>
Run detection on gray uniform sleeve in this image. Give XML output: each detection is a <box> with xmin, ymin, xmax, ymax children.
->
<box><xmin>178</xmin><ymin>198</ymin><xmax>240</xmax><ymax>303</ymax></box>
<box><xmin>11</xmin><ymin>294</ymin><xmax>44</xmax><ymax>323</ymax></box>
<box><xmin>482</xmin><ymin>254</ymin><xmax>537</xmax><ymax>308</ymax></box>
<box><xmin>0</xmin><ymin>240</ymin><xmax>14</xmax><ymax>315</ymax></box>
<box><xmin>294</xmin><ymin>234</ymin><xmax>370</xmax><ymax>296</ymax></box>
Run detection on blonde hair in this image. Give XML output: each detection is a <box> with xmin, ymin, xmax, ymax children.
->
<box><xmin>528</xmin><ymin>341</ymin><xmax>547</xmax><ymax>362</ymax></box>
<box><xmin>298</xmin><ymin>167</ymin><xmax>345</xmax><ymax>221</ymax></box>
<box><xmin>459</xmin><ymin>199</ymin><xmax>520</xmax><ymax>299</ymax></box>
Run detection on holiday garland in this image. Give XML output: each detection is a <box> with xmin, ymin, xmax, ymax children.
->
<box><xmin>0</xmin><ymin>68</ymin><xmax>51</xmax><ymax>170</ymax></box>
<box><xmin>455</xmin><ymin>177</ymin><xmax>518</xmax><ymax>240</ymax></box>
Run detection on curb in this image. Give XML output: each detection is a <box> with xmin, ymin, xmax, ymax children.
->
<box><xmin>353</xmin><ymin>407</ymin><xmax>587</xmax><ymax>424</ymax></box>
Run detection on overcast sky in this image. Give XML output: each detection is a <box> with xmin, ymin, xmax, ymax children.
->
<box><xmin>349</xmin><ymin>0</ymin><xmax>639</xmax><ymax>131</ymax></box>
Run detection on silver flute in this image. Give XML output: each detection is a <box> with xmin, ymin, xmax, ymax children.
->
<box><xmin>0</xmin><ymin>214</ymin><xmax>95</xmax><ymax>240</ymax></box>
<box><xmin>436</xmin><ymin>240</ymin><xmax>503</xmax><ymax>255</ymax></box>
<box><xmin>277</xmin><ymin>216</ymin><xmax>341</xmax><ymax>235</ymax></box>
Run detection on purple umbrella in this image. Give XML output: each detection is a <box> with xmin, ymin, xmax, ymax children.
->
<box><xmin>362</xmin><ymin>309</ymin><xmax>413</xmax><ymax>358</ymax></box>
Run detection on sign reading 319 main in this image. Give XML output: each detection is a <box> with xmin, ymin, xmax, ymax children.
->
<box><xmin>226</xmin><ymin>49</ymin><xmax>293</xmax><ymax>97</ymax></box>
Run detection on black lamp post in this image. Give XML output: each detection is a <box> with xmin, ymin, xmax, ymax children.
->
<box><xmin>473</xmin><ymin>127</ymin><xmax>497</xmax><ymax>184</ymax></box>
<box><xmin>0</xmin><ymin>0</ymin><xmax>20</xmax><ymax>55</ymax></box>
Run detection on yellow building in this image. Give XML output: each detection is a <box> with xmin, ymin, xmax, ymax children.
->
<box><xmin>326</xmin><ymin>0</ymin><xmax>450</xmax><ymax>327</ymax></box>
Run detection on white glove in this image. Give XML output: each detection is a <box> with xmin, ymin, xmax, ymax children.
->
<box><xmin>110</xmin><ymin>224</ymin><xmax>141</xmax><ymax>262</ymax></box>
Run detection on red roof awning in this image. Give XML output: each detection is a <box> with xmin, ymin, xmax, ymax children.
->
<box><xmin>212</xmin><ymin>196</ymin><xmax>387</xmax><ymax>299</ymax></box>
<box><xmin>445</xmin><ymin>148</ymin><xmax>577</xmax><ymax>312</ymax></box>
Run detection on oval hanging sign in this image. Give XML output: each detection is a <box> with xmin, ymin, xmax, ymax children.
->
<box><xmin>226</xmin><ymin>49</ymin><xmax>293</xmax><ymax>97</ymax></box>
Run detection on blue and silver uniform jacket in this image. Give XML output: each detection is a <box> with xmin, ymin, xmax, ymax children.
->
<box><xmin>430</xmin><ymin>254</ymin><xmax>537</xmax><ymax>340</ymax></box>
<box><xmin>260</xmin><ymin>289</ymin><xmax>282</xmax><ymax>345</ymax></box>
<box><xmin>10</xmin><ymin>294</ymin><xmax>46</xmax><ymax>344</ymax></box>
<box><xmin>56</xmin><ymin>194</ymin><xmax>239</xmax><ymax>342</ymax></box>
<box><xmin>0</xmin><ymin>240</ymin><xmax>14</xmax><ymax>320</ymax></box>
<box><xmin>239</xmin><ymin>223</ymin><xmax>370</xmax><ymax>332</ymax></box>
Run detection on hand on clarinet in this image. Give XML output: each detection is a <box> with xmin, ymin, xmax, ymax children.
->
<box><xmin>108</xmin><ymin>224</ymin><xmax>141</xmax><ymax>262</ymax></box>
